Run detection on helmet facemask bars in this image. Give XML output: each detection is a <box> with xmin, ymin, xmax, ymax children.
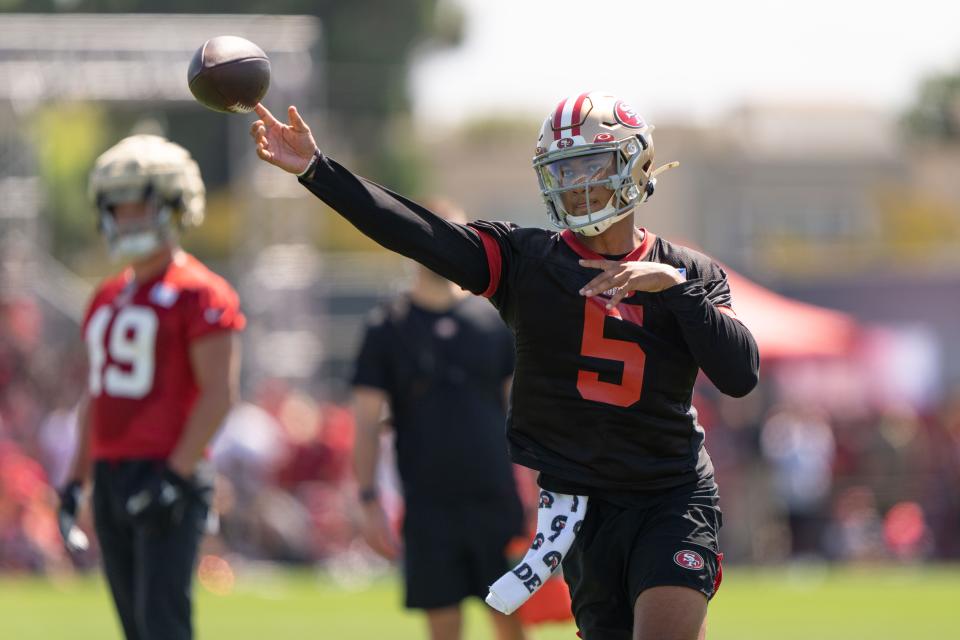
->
<box><xmin>96</xmin><ymin>183</ymin><xmax>178</xmax><ymax>259</ymax></box>
<box><xmin>534</xmin><ymin>137</ymin><xmax>648</xmax><ymax>236</ymax></box>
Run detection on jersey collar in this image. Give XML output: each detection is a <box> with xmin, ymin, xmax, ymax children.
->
<box><xmin>561</xmin><ymin>228</ymin><xmax>656</xmax><ymax>262</ymax></box>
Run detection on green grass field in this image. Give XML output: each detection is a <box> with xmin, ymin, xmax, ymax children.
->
<box><xmin>2</xmin><ymin>564</ymin><xmax>958</xmax><ymax>639</ymax></box>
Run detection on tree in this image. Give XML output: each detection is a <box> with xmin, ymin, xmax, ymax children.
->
<box><xmin>902</xmin><ymin>66</ymin><xmax>960</xmax><ymax>143</ymax></box>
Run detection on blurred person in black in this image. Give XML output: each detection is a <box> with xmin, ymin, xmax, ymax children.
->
<box><xmin>250</xmin><ymin>92</ymin><xmax>759</xmax><ymax>640</ymax></box>
<box><xmin>352</xmin><ymin>198</ymin><xmax>526</xmax><ymax>640</ymax></box>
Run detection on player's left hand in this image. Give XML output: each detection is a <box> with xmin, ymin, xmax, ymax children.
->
<box><xmin>125</xmin><ymin>466</ymin><xmax>192</xmax><ymax>529</ymax></box>
<box><xmin>57</xmin><ymin>480</ymin><xmax>90</xmax><ymax>554</ymax></box>
<box><xmin>579</xmin><ymin>259</ymin><xmax>685</xmax><ymax>308</ymax></box>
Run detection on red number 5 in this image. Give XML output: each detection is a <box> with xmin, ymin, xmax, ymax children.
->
<box><xmin>576</xmin><ymin>299</ymin><xmax>645</xmax><ymax>407</ymax></box>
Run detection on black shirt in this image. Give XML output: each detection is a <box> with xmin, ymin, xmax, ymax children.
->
<box><xmin>302</xmin><ymin>153</ymin><xmax>759</xmax><ymax>494</ymax></box>
<box><xmin>352</xmin><ymin>295</ymin><xmax>518</xmax><ymax>506</ymax></box>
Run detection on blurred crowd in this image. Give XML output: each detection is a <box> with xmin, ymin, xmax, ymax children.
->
<box><xmin>698</xmin><ymin>382</ymin><xmax>960</xmax><ymax>564</ymax></box>
<box><xmin>2</xmin><ymin>294</ymin><xmax>960</xmax><ymax>576</ymax></box>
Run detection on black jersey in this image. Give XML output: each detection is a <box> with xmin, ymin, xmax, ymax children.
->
<box><xmin>298</xmin><ymin>153</ymin><xmax>759</xmax><ymax>493</ymax></box>
<box><xmin>352</xmin><ymin>295</ymin><xmax>518</xmax><ymax>505</ymax></box>
<box><xmin>471</xmin><ymin>221</ymin><xmax>751</xmax><ymax>492</ymax></box>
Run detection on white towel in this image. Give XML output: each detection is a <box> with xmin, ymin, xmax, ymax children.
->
<box><xmin>486</xmin><ymin>490</ymin><xmax>588</xmax><ymax>615</ymax></box>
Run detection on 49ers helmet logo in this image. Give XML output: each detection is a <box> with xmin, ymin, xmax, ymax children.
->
<box><xmin>614</xmin><ymin>101</ymin><xmax>645</xmax><ymax>128</ymax></box>
<box><xmin>673</xmin><ymin>550</ymin><xmax>705</xmax><ymax>570</ymax></box>
<box><xmin>557</xmin><ymin>137</ymin><xmax>575</xmax><ymax>149</ymax></box>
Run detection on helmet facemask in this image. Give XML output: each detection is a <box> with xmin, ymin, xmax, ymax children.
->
<box><xmin>535</xmin><ymin>135</ymin><xmax>650</xmax><ymax>237</ymax></box>
<box><xmin>96</xmin><ymin>183</ymin><xmax>180</xmax><ymax>259</ymax></box>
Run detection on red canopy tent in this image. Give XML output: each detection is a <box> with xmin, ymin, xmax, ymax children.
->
<box><xmin>724</xmin><ymin>269</ymin><xmax>860</xmax><ymax>360</ymax></box>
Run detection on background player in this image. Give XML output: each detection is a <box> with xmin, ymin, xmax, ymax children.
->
<box><xmin>352</xmin><ymin>198</ymin><xmax>526</xmax><ymax>640</ymax></box>
<box><xmin>249</xmin><ymin>93</ymin><xmax>759</xmax><ymax>640</ymax></box>
<box><xmin>57</xmin><ymin>134</ymin><xmax>245</xmax><ymax>640</ymax></box>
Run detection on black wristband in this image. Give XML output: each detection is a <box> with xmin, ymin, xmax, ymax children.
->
<box><xmin>358</xmin><ymin>486</ymin><xmax>379</xmax><ymax>504</ymax></box>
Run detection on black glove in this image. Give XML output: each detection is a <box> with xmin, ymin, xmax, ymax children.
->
<box><xmin>125</xmin><ymin>466</ymin><xmax>192</xmax><ymax>529</ymax></box>
<box><xmin>57</xmin><ymin>480</ymin><xmax>90</xmax><ymax>553</ymax></box>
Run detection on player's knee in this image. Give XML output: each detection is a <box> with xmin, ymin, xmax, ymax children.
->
<box><xmin>632</xmin><ymin>586</ymin><xmax>707</xmax><ymax>640</ymax></box>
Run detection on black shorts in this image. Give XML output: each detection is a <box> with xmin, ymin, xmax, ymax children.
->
<box><xmin>561</xmin><ymin>480</ymin><xmax>723</xmax><ymax>639</ymax></box>
<box><xmin>402</xmin><ymin>496</ymin><xmax>524</xmax><ymax>610</ymax></box>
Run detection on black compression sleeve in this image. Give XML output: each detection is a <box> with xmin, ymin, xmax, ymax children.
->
<box><xmin>659</xmin><ymin>280</ymin><xmax>760</xmax><ymax>397</ymax></box>
<box><xmin>297</xmin><ymin>154</ymin><xmax>492</xmax><ymax>294</ymax></box>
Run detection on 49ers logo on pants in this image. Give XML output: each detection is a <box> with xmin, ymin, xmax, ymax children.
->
<box><xmin>673</xmin><ymin>550</ymin><xmax>705</xmax><ymax>570</ymax></box>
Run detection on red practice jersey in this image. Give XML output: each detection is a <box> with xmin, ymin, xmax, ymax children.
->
<box><xmin>82</xmin><ymin>252</ymin><xmax>245</xmax><ymax>461</ymax></box>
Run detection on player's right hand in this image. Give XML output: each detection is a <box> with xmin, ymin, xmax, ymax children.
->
<box><xmin>125</xmin><ymin>466</ymin><xmax>191</xmax><ymax>529</ymax></box>
<box><xmin>250</xmin><ymin>104</ymin><xmax>319</xmax><ymax>175</ymax></box>
<box><xmin>57</xmin><ymin>480</ymin><xmax>90</xmax><ymax>554</ymax></box>
<box><xmin>360</xmin><ymin>501</ymin><xmax>401</xmax><ymax>561</ymax></box>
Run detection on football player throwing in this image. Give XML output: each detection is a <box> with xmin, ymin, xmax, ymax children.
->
<box><xmin>250</xmin><ymin>94</ymin><xmax>758</xmax><ymax>640</ymax></box>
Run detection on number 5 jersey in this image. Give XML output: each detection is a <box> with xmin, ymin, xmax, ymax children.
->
<box><xmin>469</xmin><ymin>221</ymin><xmax>757</xmax><ymax>493</ymax></box>
<box><xmin>82</xmin><ymin>252</ymin><xmax>245</xmax><ymax>461</ymax></box>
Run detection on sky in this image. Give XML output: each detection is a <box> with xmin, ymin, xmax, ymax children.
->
<box><xmin>411</xmin><ymin>0</ymin><xmax>960</xmax><ymax>128</ymax></box>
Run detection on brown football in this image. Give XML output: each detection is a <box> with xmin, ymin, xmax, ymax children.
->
<box><xmin>188</xmin><ymin>36</ymin><xmax>270</xmax><ymax>114</ymax></box>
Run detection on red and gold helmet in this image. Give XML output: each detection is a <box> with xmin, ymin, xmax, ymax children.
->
<box><xmin>533</xmin><ymin>92</ymin><xmax>677</xmax><ymax>236</ymax></box>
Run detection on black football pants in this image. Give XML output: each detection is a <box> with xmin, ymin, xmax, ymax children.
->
<box><xmin>93</xmin><ymin>460</ymin><xmax>211</xmax><ymax>640</ymax></box>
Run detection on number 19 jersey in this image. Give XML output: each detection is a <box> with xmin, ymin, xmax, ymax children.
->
<box><xmin>82</xmin><ymin>252</ymin><xmax>245</xmax><ymax>461</ymax></box>
<box><xmin>469</xmin><ymin>222</ymin><xmax>740</xmax><ymax>493</ymax></box>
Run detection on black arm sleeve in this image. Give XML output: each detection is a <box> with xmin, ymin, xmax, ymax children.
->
<box><xmin>659</xmin><ymin>279</ymin><xmax>760</xmax><ymax>397</ymax></box>
<box><xmin>298</xmin><ymin>154</ymin><xmax>492</xmax><ymax>294</ymax></box>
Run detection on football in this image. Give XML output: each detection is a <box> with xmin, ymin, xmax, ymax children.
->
<box><xmin>188</xmin><ymin>36</ymin><xmax>270</xmax><ymax>114</ymax></box>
